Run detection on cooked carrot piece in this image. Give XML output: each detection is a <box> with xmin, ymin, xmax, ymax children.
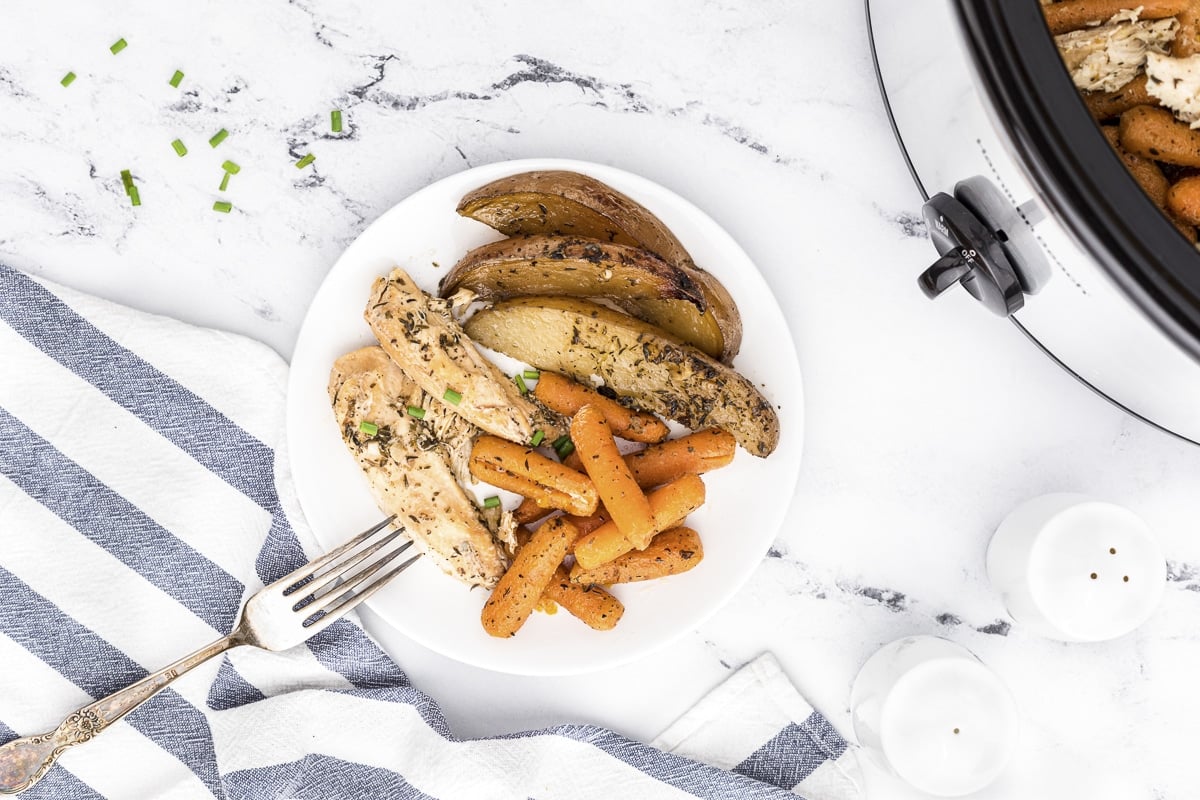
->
<box><xmin>1120</xmin><ymin>105</ymin><xmax>1200</xmax><ymax>168</ymax></box>
<box><xmin>571</xmin><ymin>527</ymin><xmax>703</xmax><ymax>585</ymax></box>
<box><xmin>513</xmin><ymin>496</ymin><xmax>553</xmax><ymax>525</ymax></box>
<box><xmin>624</xmin><ymin>428</ymin><xmax>736</xmax><ymax>488</ymax></box>
<box><xmin>1168</xmin><ymin>175</ymin><xmax>1200</xmax><ymax>226</ymax></box>
<box><xmin>563</xmin><ymin>506</ymin><xmax>611</xmax><ymax>537</ymax></box>
<box><xmin>534</xmin><ymin>372</ymin><xmax>669</xmax><ymax>443</ymax></box>
<box><xmin>510</xmin><ymin>524</ymin><xmax>623</xmax><ymax>630</ymax></box>
<box><xmin>571</xmin><ymin>405</ymin><xmax>654</xmax><ymax>546</ymax></box>
<box><xmin>482</xmin><ymin>517</ymin><xmax>577</xmax><ymax>637</ymax></box>
<box><xmin>1085</xmin><ymin>76</ymin><xmax>1158</xmax><ymax>121</ymax></box>
<box><xmin>573</xmin><ymin>474</ymin><xmax>706</xmax><ymax>571</ymax></box>
<box><xmin>545</xmin><ymin>566</ymin><xmax>624</xmax><ymax>630</ymax></box>
<box><xmin>469</xmin><ymin>435</ymin><xmax>597</xmax><ymax>516</ymax></box>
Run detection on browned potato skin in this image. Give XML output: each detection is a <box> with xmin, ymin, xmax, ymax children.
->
<box><xmin>481</xmin><ymin>517</ymin><xmax>578</xmax><ymax>638</ymax></box>
<box><xmin>570</xmin><ymin>527</ymin><xmax>704</xmax><ymax>585</ymax></box>
<box><xmin>1102</xmin><ymin>126</ymin><xmax>1169</xmax><ymax>207</ymax></box>
<box><xmin>1120</xmin><ymin>105</ymin><xmax>1200</xmax><ymax>168</ymax></box>
<box><xmin>438</xmin><ymin>235</ymin><xmax>706</xmax><ymax>315</ymax></box>
<box><xmin>459</xmin><ymin>171</ymin><xmax>697</xmax><ymax>283</ymax></box>
<box><xmin>1085</xmin><ymin>76</ymin><xmax>1159</xmax><ymax>121</ymax></box>
<box><xmin>464</xmin><ymin>296</ymin><xmax>780</xmax><ymax>457</ymax></box>
<box><xmin>1043</xmin><ymin>0</ymin><xmax>1188</xmax><ymax>35</ymax></box>
<box><xmin>1168</xmin><ymin>176</ymin><xmax>1200</xmax><ymax>226</ymax></box>
<box><xmin>458</xmin><ymin>170</ymin><xmax>742</xmax><ymax>362</ymax></box>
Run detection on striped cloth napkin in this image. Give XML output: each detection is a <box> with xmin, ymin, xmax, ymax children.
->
<box><xmin>0</xmin><ymin>263</ymin><xmax>862</xmax><ymax>800</ymax></box>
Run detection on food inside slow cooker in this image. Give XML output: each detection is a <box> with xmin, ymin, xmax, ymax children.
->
<box><xmin>1046</xmin><ymin>0</ymin><xmax>1200</xmax><ymax>242</ymax></box>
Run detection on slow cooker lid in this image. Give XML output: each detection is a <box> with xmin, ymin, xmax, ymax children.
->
<box><xmin>953</xmin><ymin>0</ymin><xmax>1200</xmax><ymax>361</ymax></box>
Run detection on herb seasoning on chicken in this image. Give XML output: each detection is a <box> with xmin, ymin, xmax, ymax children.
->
<box><xmin>364</xmin><ymin>268</ymin><xmax>565</xmax><ymax>445</ymax></box>
<box><xmin>329</xmin><ymin>346</ymin><xmax>512</xmax><ymax>589</ymax></box>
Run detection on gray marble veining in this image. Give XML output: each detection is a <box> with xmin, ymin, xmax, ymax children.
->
<box><xmin>2</xmin><ymin>1</ymin><xmax>1200</xmax><ymax>798</ymax></box>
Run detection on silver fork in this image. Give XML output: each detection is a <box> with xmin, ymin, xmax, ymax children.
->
<box><xmin>0</xmin><ymin>516</ymin><xmax>418</xmax><ymax>796</ymax></box>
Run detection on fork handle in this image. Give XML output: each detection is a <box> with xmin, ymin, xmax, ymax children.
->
<box><xmin>0</xmin><ymin>633</ymin><xmax>241</xmax><ymax>795</ymax></box>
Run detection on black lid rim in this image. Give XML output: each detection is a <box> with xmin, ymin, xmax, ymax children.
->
<box><xmin>952</xmin><ymin>0</ymin><xmax>1200</xmax><ymax>361</ymax></box>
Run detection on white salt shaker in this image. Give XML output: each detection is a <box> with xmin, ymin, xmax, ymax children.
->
<box><xmin>850</xmin><ymin>636</ymin><xmax>1019</xmax><ymax>797</ymax></box>
<box><xmin>986</xmin><ymin>493</ymin><xmax>1166</xmax><ymax>642</ymax></box>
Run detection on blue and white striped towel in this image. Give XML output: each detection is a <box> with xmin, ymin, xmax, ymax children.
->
<box><xmin>0</xmin><ymin>263</ymin><xmax>862</xmax><ymax>800</ymax></box>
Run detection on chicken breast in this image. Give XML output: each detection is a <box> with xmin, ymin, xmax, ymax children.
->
<box><xmin>1146</xmin><ymin>51</ymin><xmax>1200</xmax><ymax>127</ymax></box>
<box><xmin>329</xmin><ymin>346</ymin><xmax>508</xmax><ymax>589</ymax></box>
<box><xmin>1056</xmin><ymin>16</ymin><xmax>1177</xmax><ymax>92</ymax></box>
<box><xmin>364</xmin><ymin>267</ymin><xmax>565</xmax><ymax>445</ymax></box>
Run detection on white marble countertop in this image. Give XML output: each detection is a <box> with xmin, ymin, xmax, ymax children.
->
<box><xmin>4</xmin><ymin>1</ymin><xmax>1200</xmax><ymax>797</ymax></box>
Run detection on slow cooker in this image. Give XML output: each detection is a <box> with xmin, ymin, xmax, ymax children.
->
<box><xmin>867</xmin><ymin>0</ymin><xmax>1200</xmax><ymax>445</ymax></box>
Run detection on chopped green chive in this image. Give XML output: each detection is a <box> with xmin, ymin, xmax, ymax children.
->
<box><xmin>523</xmin><ymin>370</ymin><xmax>540</xmax><ymax>381</ymax></box>
<box><xmin>514</xmin><ymin>373</ymin><xmax>528</xmax><ymax>394</ymax></box>
<box><xmin>221</xmin><ymin>160</ymin><xmax>240</xmax><ymax>174</ymax></box>
<box><xmin>443</xmin><ymin>389</ymin><xmax>462</xmax><ymax>405</ymax></box>
<box><xmin>483</xmin><ymin>495</ymin><xmax>501</xmax><ymax>509</ymax></box>
<box><xmin>60</xmin><ymin>71</ymin><xmax>76</xmax><ymax>87</ymax></box>
<box><xmin>171</xmin><ymin>139</ymin><xmax>187</xmax><ymax>157</ymax></box>
<box><xmin>530</xmin><ymin>429</ymin><xmax>545</xmax><ymax>447</ymax></box>
<box><xmin>110</xmin><ymin>38</ymin><xmax>127</xmax><ymax>55</ymax></box>
<box><xmin>406</xmin><ymin>405</ymin><xmax>426</xmax><ymax>420</ymax></box>
<box><xmin>169</xmin><ymin>69</ymin><xmax>184</xmax><ymax>88</ymax></box>
<box><xmin>552</xmin><ymin>435</ymin><xmax>570</xmax><ymax>450</ymax></box>
<box><xmin>212</xmin><ymin>200</ymin><xmax>232</xmax><ymax>213</ymax></box>
<box><xmin>359</xmin><ymin>421</ymin><xmax>379</xmax><ymax>436</ymax></box>
<box><xmin>208</xmin><ymin>128</ymin><xmax>229</xmax><ymax>148</ymax></box>
<box><xmin>120</xmin><ymin>169</ymin><xmax>134</xmax><ymax>192</ymax></box>
<box><xmin>295</xmin><ymin>153</ymin><xmax>315</xmax><ymax>169</ymax></box>
<box><xmin>219</xmin><ymin>172</ymin><xmax>230</xmax><ymax>191</ymax></box>
<box><xmin>556</xmin><ymin>440</ymin><xmax>575</xmax><ymax>459</ymax></box>
<box><xmin>331</xmin><ymin>109</ymin><xmax>342</xmax><ymax>133</ymax></box>
<box><xmin>128</xmin><ymin>186</ymin><xmax>141</xmax><ymax>207</ymax></box>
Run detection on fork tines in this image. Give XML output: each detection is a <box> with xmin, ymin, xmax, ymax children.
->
<box><xmin>278</xmin><ymin>516</ymin><xmax>421</xmax><ymax>627</ymax></box>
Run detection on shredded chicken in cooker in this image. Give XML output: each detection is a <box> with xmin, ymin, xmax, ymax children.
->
<box><xmin>1056</xmin><ymin>16</ymin><xmax>1178</xmax><ymax>91</ymax></box>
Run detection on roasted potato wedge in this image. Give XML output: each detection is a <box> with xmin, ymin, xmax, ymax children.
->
<box><xmin>464</xmin><ymin>296</ymin><xmax>779</xmax><ymax>457</ymax></box>
<box><xmin>457</xmin><ymin>170</ymin><xmax>742</xmax><ymax>362</ymax></box>
<box><xmin>438</xmin><ymin>235</ymin><xmax>706</xmax><ymax>316</ymax></box>
<box><xmin>458</xmin><ymin>170</ymin><xmax>692</xmax><ymax>271</ymax></box>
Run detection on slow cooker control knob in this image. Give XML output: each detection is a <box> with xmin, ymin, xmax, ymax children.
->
<box><xmin>919</xmin><ymin>192</ymin><xmax>1025</xmax><ymax>316</ymax></box>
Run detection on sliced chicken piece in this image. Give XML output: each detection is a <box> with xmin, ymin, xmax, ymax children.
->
<box><xmin>364</xmin><ymin>267</ymin><xmax>565</xmax><ymax>445</ymax></box>
<box><xmin>1056</xmin><ymin>16</ymin><xmax>1178</xmax><ymax>92</ymax></box>
<box><xmin>330</xmin><ymin>346</ymin><xmax>508</xmax><ymax>589</ymax></box>
<box><xmin>1146</xmin><ymin>51</ymin><xmax>1200</xmax><ymax>127</ymax></box>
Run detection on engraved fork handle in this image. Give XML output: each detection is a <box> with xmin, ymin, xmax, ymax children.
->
<box><xmin>0</xmin><ymin>633</ymin><xmax>242</xmax><ymax>795</ymax></box>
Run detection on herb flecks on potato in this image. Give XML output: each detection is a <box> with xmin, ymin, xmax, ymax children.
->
<box><xmin>464</xmin><ymin>296</ymin><xmax>779</xmax><ymax>457</ymax></box>
<box><xmin>457</xmin><ymin>170</ymin><xmax>742</xmax><ymax>361</ymax></box>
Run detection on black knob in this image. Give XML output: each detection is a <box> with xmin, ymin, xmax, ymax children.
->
<box><xmin>919</xmin><ymin>251</ymin><xmax>974</xmax><ymax>299</ymax></box>
<box><xmin>920</xmin><ymin>192</ymin><xmax>1024</xmax><ymax>316</ymax></box>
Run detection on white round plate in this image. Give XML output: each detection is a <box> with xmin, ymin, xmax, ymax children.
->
<box><xmin>287</xmin><ymin>158</ymin><xmax>803</xmax><ymax>676</ymax></box>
